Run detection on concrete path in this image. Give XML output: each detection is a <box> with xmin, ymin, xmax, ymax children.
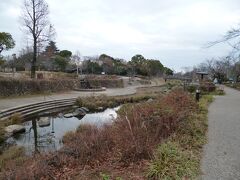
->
<box><xmin>0</xmin><ymin>85</ymin><xmax>143</xmax><ymax>111</ymax></box>
<box><xmin>201</xmin><ymin>87</ymin><xmax>240</xmax><ymax>180</ymax></box>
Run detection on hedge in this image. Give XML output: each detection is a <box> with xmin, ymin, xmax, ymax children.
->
<box><xmin>0</xmin><ymin>78</ymin><xmax>77</xmax><ymax>97</ymax></box>
<box><xmin>0</xmin><ymin>77</ymin><xmax>124</xmax><ymax>97</ymax></box>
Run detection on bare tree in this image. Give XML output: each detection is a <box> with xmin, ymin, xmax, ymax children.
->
<box><xmin>21</xmin><ymin>0</ymin><xmax>51</xmax><ymax>78</ymax></box>
<box><xmin>71</xmin><ymin>51</ymin><xmax>83</xmax><ymax>76</ymax></box>
<box><xmin>207</xmin><ymin>25</ymin><xmax>240</xmax><ymax>59</ymax></box>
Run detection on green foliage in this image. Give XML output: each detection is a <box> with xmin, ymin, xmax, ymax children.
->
<box><xmin>164</xmin><ymin>67</ymin><xmax>173</xmax><ymax>75</ymax></box>
<box><xmin>99</xmin><ymin>173</ymin><xmax>123</xmax><ymax>180</ymax></box>
<box><xmin>54</xmin><ymin>55</ymin><xmax>68</xmax><ymax>71</ymax></box>
<box><xmin>81</xmin><ymin>53</ymin><xmax>171</xmax><ymax>77</ymax></box>
<box><xmin>147</xmin><ymin>59</ymin><xmax>164</xmax><ymax>76</ymax></box>
<box><xmin>0</xmin><ymin>32</ymin><xmax>15</xmax><ymax>53</ymax></box>
<box><xmin>100</xmin><ymin>173</ymin><xmax>110</xmax><ymax>180</ymax></box>
<box><xmin>198</xmin><ymin>95</ymin><xmax>213</xmax><ymax>112</ymax></box>
<box><xmin>113</xmin><ymin>59</ymin><xmax>128</xmax><ymax>75</ymax></box>
<box><xmin>59</xmin><ymin>50</ymin><xmax>72</xmax><ymax>58</ymax></box>
<box><xmin>45</xmin><ymin>41</ymin><xmax>59</xmax><ymax>56</ymax></box>
<box><xmin>131</xmin><ymin>54</ymin><xmax>145</xmax><ymax>63</ymax></box>
<box><xmin>147</xmin><ymin>142</ymin><xmax>198</xmax><ymax>180</ymax></box>
<box><xmin>85</xmin><ymin>61</ymin><xmax>103</xmax><ymax>74</ymax></box>
<box><xmin>187</xmin><ymin>85</ymin><xmax>197</xmax><ymax>93</ymax></box>
<box><xmin>129</xmin><ymin>54</ymin><xmax>165</xmax><ymax>76</ymax></box>
<box><xmin>130</xmin><ymin>54</ymin><xmax>148</xmax><ymax>76</ymax></box>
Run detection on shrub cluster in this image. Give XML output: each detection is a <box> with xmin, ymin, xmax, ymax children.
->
<box><xmin>187</xmin><ymin>82</ymin><xmax>216</xmax><ymax>93</ymax></box>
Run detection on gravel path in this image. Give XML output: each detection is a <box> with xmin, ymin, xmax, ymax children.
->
<box><xmin>201</xmin><ymin>86</ymin><xmax>240</xmax><ymax>180</ymax></box>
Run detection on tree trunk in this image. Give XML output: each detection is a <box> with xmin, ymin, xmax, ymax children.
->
<box><xmin>31</xmin><ymin>38</ymin><xmax>37</xmax><ymax>78</ymax></box>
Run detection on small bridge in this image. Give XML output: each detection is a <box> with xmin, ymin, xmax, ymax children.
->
<box><xmin>0</xmin><ymin>98</ymin><xmax>77</xmax><ymax>121</ymax></box>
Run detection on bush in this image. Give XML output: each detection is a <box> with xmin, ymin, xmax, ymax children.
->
<box><xmin>187</xmin><ymin>85</ymin><xmax>197</xmax><ymax>93</ymax></box>
<box><xmin>200</xmin><ymin>82</ymin><xmax>216</xmax><ymax>92</ymax></box>
<box><xmin>187</xmin><ymin>82</ymin><xmax>216</xmax><ymax>93</ymax></box>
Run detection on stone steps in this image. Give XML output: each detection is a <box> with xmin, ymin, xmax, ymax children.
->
<box><xmin>0</xmin><ymin>98</ymin><xmax>77</xmax><ymax>121</ymax></box>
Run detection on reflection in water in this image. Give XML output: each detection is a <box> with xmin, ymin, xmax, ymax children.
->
<box><xmin>10</xmin><ymin>106</ymin><xmax>120</xmax><ymax>154</ymax></box>
<box><xmin>32</xmin><ymin>119</ymin><xmax>38</xmax><ymax>153</ymax></box>
<box><xmin>51</xmin><ymin>118</ymin><xmax>54</xmax><ymax>133</ymax></box>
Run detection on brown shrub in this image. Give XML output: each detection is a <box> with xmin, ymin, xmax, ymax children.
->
<box><xmin>60</xmin><ymin>124</ymin><xmax>114</xmax><ymax>166</ymax></box>
<box><xmin>110</xmin><ymin>90</ymin><xmax>197</xmax><ymax>164</ymax></box>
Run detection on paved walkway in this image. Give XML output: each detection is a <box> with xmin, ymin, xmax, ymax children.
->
<box><xmin>0</xmin><ymin>85</ymin><xmax>143</xmax><ymax>111</ymax></box>
<box><xmin>201</xmin><ymin>87</ymin><xmax>240</xmax><ymax>180</ymax></box>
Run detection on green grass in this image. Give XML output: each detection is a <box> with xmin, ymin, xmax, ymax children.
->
<box><xmin>147</xmin><ymin>142</ymin><xmax>198</xmax><ymax>180</ymax></box>
<box><xmin>202</xmin><ymin>89</ymin><xmax>225</xmax><ymax>96</ymax></box>
<box><xmin>147</xmin><ymin>94</ymin><xmax>214</xmax><ymax>179</ymax></box>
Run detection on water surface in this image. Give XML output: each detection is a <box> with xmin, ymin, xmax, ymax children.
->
<box><xmin>7</xmin><ymin>107</ymin><xmax>120</xmax><ymax>154</ymax></box>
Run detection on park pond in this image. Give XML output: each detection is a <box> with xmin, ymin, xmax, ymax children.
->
<box><xmin>6</xmin><ymin>106</ymin><xmax>120</xmax><ymax>155</ymax></box>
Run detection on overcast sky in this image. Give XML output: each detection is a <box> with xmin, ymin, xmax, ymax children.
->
<box><xmin>1</xmin><ymin>0</ymin><xmax>240</xmax><ymax>71</ymax></box>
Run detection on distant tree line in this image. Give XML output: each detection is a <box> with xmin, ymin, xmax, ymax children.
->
<box><xmin>0</xmin><ymin>38</ymin><xmax>173</xmax><ymax>77</ymax></box>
